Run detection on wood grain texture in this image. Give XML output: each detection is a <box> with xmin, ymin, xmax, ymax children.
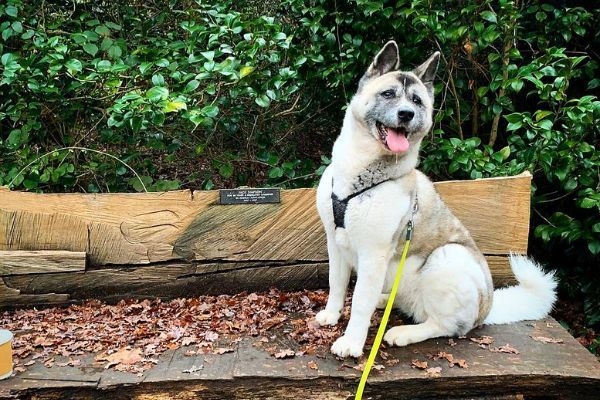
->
<box><xmin>1</xmin><ymin>317</ymin><xmax>598</xmax><ymax>399</ymax></box>
<box><xmin>0</xmin><ymin>250</ymin><xmax>86</xmax><ymax>275</ymax></box>
<box><xmin>435</xmin><ymin>171</ymin><xmax>532</xmax><ymax>255</ymax></box>
<box><xmin>1</xmin><ymin>255</ymin><xmax>515</xmax><ymax>308</ymax></box>
<box><xmin>0</xmin><ymin>174</ymin><xmax>529</xmax><ymax>306</ymax></box>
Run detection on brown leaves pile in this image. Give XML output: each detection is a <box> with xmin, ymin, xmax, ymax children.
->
<box><xmin>0</xmin><ymin>289</ymin><xmax>335</xmax><ymax>375</ymax></box>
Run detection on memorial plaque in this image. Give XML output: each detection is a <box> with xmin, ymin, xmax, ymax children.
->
<box><xmin>219</xmin><ymin>188</ymin><xmax>281</xmax><ymax>205</ymax></box>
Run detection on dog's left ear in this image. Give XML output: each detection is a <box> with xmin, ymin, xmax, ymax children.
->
<box><xmin>358</xmin><ymin>41</ymin><xmax>400</xmax><ymax>91</ymax></box>
<box><xmin>412</xmin><ymin>52</ymin><xmax>440</xmax><ymax>99</ymax></box>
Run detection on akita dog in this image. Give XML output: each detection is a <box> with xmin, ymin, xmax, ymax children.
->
<box><xmin>315</xmin><ymin>41</ymin><xmax>557</xmax><ymax>358</ymax></box>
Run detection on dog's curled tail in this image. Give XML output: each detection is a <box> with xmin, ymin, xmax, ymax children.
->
<box><xmin>484</xmin><ymin>254</ymin><xmax>557</xmax><ymax>325</ymax></box>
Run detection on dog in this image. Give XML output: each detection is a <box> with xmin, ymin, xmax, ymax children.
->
<box><xmin>315</xmin><ymin>41</ymin><xmax>557</xmax><ymax>358</ymax></box>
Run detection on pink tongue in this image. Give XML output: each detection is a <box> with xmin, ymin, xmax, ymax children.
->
<box><xmin>385</xmin><ymin>128</ymin><xmax>410</xmax><ymax>153</ymax></box>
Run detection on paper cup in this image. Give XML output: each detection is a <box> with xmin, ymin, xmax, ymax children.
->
<box><xmin>0</xmin><ymin>329</ymin><xmax>13</xmax><ymax>380</ymax></box>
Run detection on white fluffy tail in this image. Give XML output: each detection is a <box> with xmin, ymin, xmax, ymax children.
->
<box><xmin>484</xmin><ymin>254</ymin><xmax>557</xmax><ymax>325</ymax></box>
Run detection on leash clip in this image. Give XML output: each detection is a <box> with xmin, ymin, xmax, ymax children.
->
<box><xmin>405</xmin><ymin>220</ymin><xmax>414</xmax><ymax>241</ymax></box>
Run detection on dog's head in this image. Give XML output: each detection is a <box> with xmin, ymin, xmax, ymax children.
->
<box><xmin>351</xmin><ymin>41</ymin><xmax>440</xmax><ymax>155</ymax></box>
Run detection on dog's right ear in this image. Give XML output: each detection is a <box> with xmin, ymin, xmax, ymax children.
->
<box><xmin>358</xmin><ymin>41</ymin><xmax>399</xmax><ymax>91</ymax></box>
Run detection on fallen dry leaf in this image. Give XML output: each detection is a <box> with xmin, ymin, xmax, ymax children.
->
<box><xmin>411</xmin><ymin>359</ymin><xmax>428</xmax><ymax>370</ymax></box>
<box><xmin>307</xmin><ymin>360</ymin><xmax>318</xmax><ymax>370</ymax></box>
<box><xmin>55</xmin><ymin>358</ymin><xmax>82</xmax><ymax>368</ymax></box>
<box><xmin>490</xmin><ymin>344</ymin><xmax>520</xmax><ymax>354</ymax></box>
<box><xmin>530</xmin><ymin>336</ymin><xmax>564</xmax><ymax>344</ymax></box>
<box><xmin>274</xmin><ymin>348</ymin><xmax>296</xmax><ymax>359</ymax></box>
<box><xmin>104</xmin><ymin>348</ymin><xmax>143</xmax><ymax>366</ymax></box>
<box><xmin>470</xmin><ymin>336</ymin><xmax>494</xmax><ymax>346</ymax></box>
<box><xmin>425</xmin><ymin>366</ymin><xmax>442</xmax><ymax>377</ymax></box>
<box><xmin>432</xmin><ymin>351</ymin><xmax>468</xmax><ymax>369</ymax></box>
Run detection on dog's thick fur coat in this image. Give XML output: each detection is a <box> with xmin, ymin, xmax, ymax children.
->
<box><xmin>315</xmin><ymin>41</ymin><xmax>557</xmax><ymax>358</ymax></box>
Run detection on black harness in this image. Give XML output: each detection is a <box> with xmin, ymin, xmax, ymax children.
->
<box><xmin>331</xmin><ymin>178</ymin><xmax>391</xmax><ymax>228</ymax></box>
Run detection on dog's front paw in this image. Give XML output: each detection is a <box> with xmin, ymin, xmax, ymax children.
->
<box><xmin>384</xmin><ymin>326</ymin><xmax>412</xmax><ymax>347</ymax></box>
<box><xmin>330</xmin><ymin>335</ymin><xmax>364</xmax><ymax>358</ymax></box>
<box><xmin>315</xmin><ymin>309</ymin><xmax>341</xmax><ymax>326</ymax></box>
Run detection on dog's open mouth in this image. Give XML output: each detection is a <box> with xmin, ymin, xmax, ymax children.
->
<box><xmin>376</xmin><ymin>122</ymin><xmax>410</xmax><ymax>153</ymax></box>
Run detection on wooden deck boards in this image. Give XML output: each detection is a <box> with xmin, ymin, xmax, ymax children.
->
<box><xmin>2</xmin><ymin>317</ymin><xmax>598</xmax><ymax>399</ymax></box>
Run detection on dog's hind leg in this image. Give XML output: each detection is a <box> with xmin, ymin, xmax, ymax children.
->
<box><xmin>383</xmin><ymin>244</ymin><xmax>489</xmax><ymax>346</ymax></box>
<box><xmin>383</xmin><ymin>319</ymin><xmax>453</xmax><ymax>346</ymax></box>
<box><xmin>316</xmin><ymin>236</ymin><xmax>351</xmax><ymax>326</ymax></box>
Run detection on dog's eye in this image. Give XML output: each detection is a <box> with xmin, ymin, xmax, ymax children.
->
<box><xmin>381</xmin><ymin>90</ymin><xmax>395</xmax><ymax>99</ymax></box>
<box><xmin>412</xmin><ymin>95</ymin><xmax>422</xmax><ymax>105</ymax></box>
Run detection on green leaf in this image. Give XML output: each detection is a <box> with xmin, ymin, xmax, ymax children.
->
<box><xmin>139</xmin><ymin>62</ymin><xmax>153</xmax><ymax>74</ymax></box>
<box><xmin>269</xmin><ymin>167</ymin><xmax>284</xmax><ymax>179</ymax></box>
<box><xmin>146</xmin><ymin>86</ymin><xmax>169</xmax><ymax>101</ymax></box>
<box><xmin>164</xmin><ymin>101</ymin><xmax>187</xmax><ymax>113</ymax></box>
<box><xmin>498</xmin><ymin>146</ymin><xmax>511</xmax><ymax>160</ymax></box>
<box><xmin>152</xmin><ymin>112</ymin><xmax>165</xmax><ymax>125</ymax></box>
<box><xmin>255</xmin><ymin>94</ymin><xmax>271</xmax><ymax>108</ymax></box>
<box><xmin>201</xmin><ymin>104</ymin><xmax>219</xmax><ymax>118</ymax></box>
<box><xmin>65</xmin><ymin>59</ymin><xmax>83</xmax><ymax>73</ymax></box>
<box><xmin>240</xmin><ymin>65</ymin><xmax>254</xmax><ymax>78</ymax></box>
<box><xmin>83</xmin><ymin>43</ymin><xmax>99</xmax><ymax>56</ymax></box>
<box><xmin>152</xmin><ymin>74</ymin><xmax>165</xmax><ymax>86</ymax></box>
<box><xmin>5</xmin><ymin>5</ymin><xmax>18</xmax><ymax>17</ymax></box>
<box><xmin>105</xmin><ymin>21</ymin><xmax>122</xmax><ymax>31</ymax></box>
<box><xmin>184</xmin><ymin>79</ymin><xmax>200</xmax><ymax>93</ymax></box>
<box><xmin>579</xmin><ymin>198</ymin><xmax>597</xmax><ymax>209</ymax></box>
<box><xmin>588</xmin><ymin>241</ymin><xmax>600</xmax><ymax>255</ymax></box>
<box><xmin>201</xmin><ymin>51</ymin><xmax>215</xmax><ymax>61</ymax></box>
<box><xmin>107</xmin><ymin>45</ymin><xmax>122</xmax><ymax>59</ymax></box>
<box><xmin>218</xmin><ymin>163</ymin><xmax>233</xmax><ymax>178</ymax></box>
<box><xmin>95</xmin><ymin>25</ymin><xmax>111</xmax><ymax>36</ymax></box>
<box><xmin>480</xmin><ymin>11</ymin><xmax>497</xmax><ymax>23</ymax></box>
<box><xmin>130</xmin><ymin>115</ymin><xmax>144</xmax><ymax>132</ymax></box>
<box><xmin>11</xmin><ymin>21</ymin><xmax>22</xmax><ymax>33</ymax></box>
<box><xmin>540</xmin><ymin>66</ymin><xmax>557</xmax><ymax>76</ymax></box>
<box><xmin>534</xmin><ymin>110</ymin><xmax>553</xmax><ymax>121</ymax></box>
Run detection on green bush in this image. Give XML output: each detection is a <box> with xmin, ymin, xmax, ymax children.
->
<box><xmin>1</xmin><ymin>0</ymin><xmax>598</xmax><ymax>326</ymax></box>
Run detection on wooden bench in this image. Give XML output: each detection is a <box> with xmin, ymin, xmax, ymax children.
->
<box><xmin>1</xmin><ymin>172</ymin><xmax>599</xmax><ymax>399</ymax></box>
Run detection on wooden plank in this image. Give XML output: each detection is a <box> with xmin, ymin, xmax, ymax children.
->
<box><xmin>435</xmin><ymin>171</ymin><xmax>532</xmax><ymax>255</ymax></box>
<box><xmin>0</xmin><ymin>174</ymin><xmax>531</xmax><ymax>268</ymax></box>
<box><xmin>0</xmin><ymin>250</ymin><xmax>86</xmax><ymax>276</ymax></box>
<box><xmin>0</xmin><ymin>255</ymin><xmax>516</xmax><ymax>307</ymax></box>
<box><xmin>0</xmin><ymin>190</ymin><xmax>202</xmax><ymax>265</ymax></box>
<box><xmin>1</xmin><ymin>318</ymin><xmax>598</xmax><ymax>399</ymax></box>
<box><xmin>0</xmin><ymin>209</ymin><xmax>88</xmax><ymax>253</ymax></box>
<box><xmin>0</xmin><ymin>280</ymin><xmax>70</xmax><ymax>306</ymax></box>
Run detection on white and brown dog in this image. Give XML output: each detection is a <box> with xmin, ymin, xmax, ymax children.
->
<box><xmin>315</xmin><ymin>41</ymin><xmax>557</xmax><ymax>358</ymax></box>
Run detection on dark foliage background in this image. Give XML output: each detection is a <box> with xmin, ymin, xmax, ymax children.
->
<box><xmin>0</xmin><ymin>0</ymin><xmax>598</xmax><ymax>347</ymax></box>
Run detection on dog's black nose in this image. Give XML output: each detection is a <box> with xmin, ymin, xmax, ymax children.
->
<box><xmin>398</xmin><ymin>109</ymin><xmax>415</xmax><ymax>123</ymax></box>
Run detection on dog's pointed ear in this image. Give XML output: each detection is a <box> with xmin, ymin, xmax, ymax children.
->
<box><xmin>412</xmin><ymin>52</ymin><xmax>440</xmax><ymax>98</ymax></box>
<box><xmin>358</xmin><ymin>41</ymin><xmax>399</xmax><ymax>90</ymax></box>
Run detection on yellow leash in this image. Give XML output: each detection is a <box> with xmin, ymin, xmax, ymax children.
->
<box><xmin>354</xmin><ymin>220</ymin><xmax>413</xmax><ymax>400</ymax></box>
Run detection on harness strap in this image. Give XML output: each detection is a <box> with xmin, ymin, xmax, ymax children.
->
<box><xmin>331</xmin><ymin>178</ymin><xmax>391</xmax><ymax>228</ymax></box>
<box><xmin>332</xmin><ymin>178</ymin><xmax>418</xmax><ymax>230</ymax></box>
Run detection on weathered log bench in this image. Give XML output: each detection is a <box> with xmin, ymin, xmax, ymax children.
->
<box><xmin>1</xmin><ymin>172</ymin><xmax>599</xmax><ymax>399</ymax></box>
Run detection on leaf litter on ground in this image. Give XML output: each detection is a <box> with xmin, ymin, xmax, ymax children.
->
<box><xmin>1</xmin><ymin>289</ymin><xmax>358</xmax><ymax>375</ymax></box>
